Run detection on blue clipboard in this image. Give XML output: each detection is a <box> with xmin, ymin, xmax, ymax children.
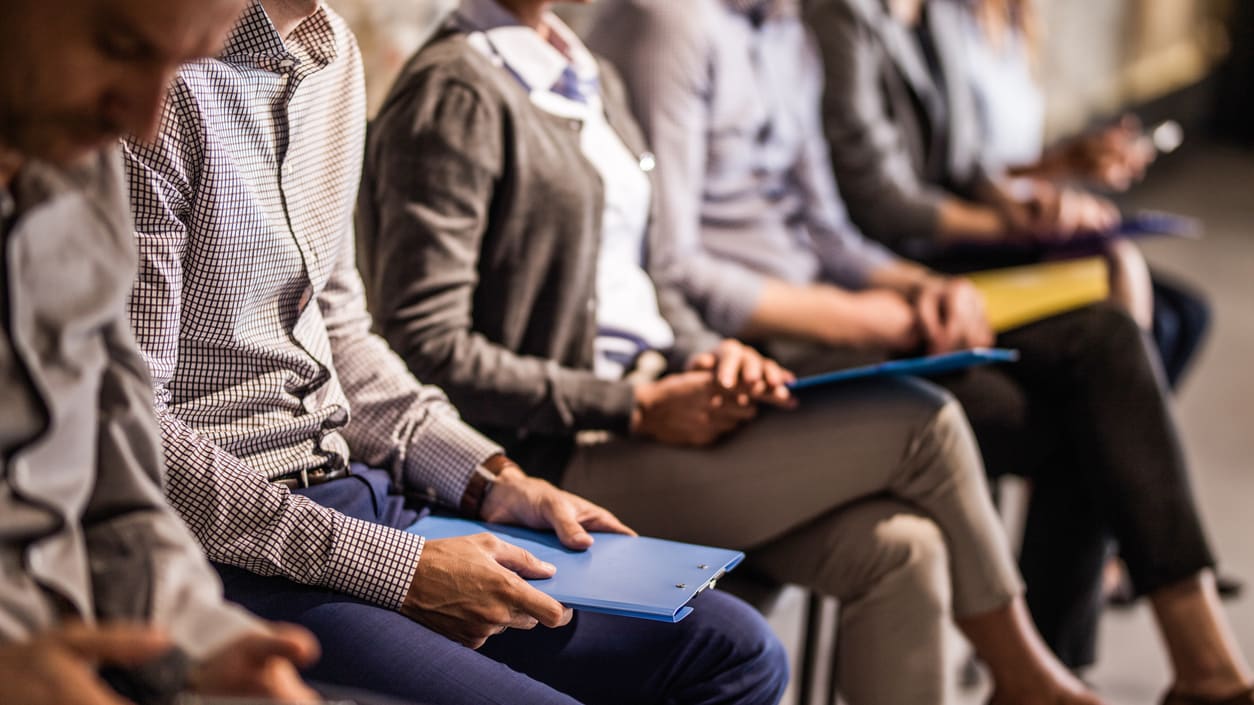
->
<box><xmin>405</xmin><ymin>516</ymin><xmax>744</xmax><ymax>623</ymax></box>
<box><xmin>787</xmin><ymin>348</ymin><xmax>1020</xmax><ymax>391</ymax></box>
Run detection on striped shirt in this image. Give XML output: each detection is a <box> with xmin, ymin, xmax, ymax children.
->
<box><xmin>123</xmin><ymin>1</ymin><xmax>501</xmax><ymax>610</ymax></box>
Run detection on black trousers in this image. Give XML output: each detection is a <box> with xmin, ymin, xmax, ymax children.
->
<box><xmin>934</xmin><ymin>303</ymin><xmax>1216</xmax><ymax>668</ymax></box>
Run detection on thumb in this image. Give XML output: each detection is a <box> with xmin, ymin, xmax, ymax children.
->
<box><xmin>230</xmin><ymin>624</ymin><xmax>320</xmax><ymax>667</ymax></box>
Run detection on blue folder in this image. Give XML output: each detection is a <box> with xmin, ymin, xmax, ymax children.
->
<box><xmin>787</xmin><ymin>348</ymin><xmax>1020</xmax><ymax>391</ymax></box>
<box><xmin>405</xmin><ymin>516</ymin><xmax>744</xmax><ymax>623</ymax></box>
<box><xmin>944</xmin><ymin>210</ymin><xmax>1201</xmax><ymax>259</ymax></box>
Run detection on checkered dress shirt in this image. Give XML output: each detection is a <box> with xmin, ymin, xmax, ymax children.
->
<box><xmin>123</xmin><ymin>2</ymin><xmax>502</xmax><ymax>610</ymax></box>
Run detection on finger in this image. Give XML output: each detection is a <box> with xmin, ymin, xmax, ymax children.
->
<box><xmin>578</xmin><ymin>505</ymin><xmax>637</xmax><ymax>536</ymax></box>
<box><xmin>688</xmin><ymin>351</ymin><xmax>716</xmax><ymax>372</ymax></box>
<box><xmin>739</xmin><ymin>347</ymin><xmax>763</xmax><ymax>388</ymax></box>
<box><xmin>506</xmin><ymin>578</ymin><xmax>569</xmax><ymax>628</ymax></box>
<box><xmin>505</xmin><ymin>615</ymin><xmax>540</xmax><ymax>631</ymax></box>
<box><xmin>544</xmin><ymin>499</ymin><xmax>594</xmax><ymax>550</ymax></box>
<box><xmin>941</xmin><ymin>289</ymin><xmax>965</xmax><ymax>344</ymax></box>
<box><xmin>913</xmin><ymin>289</ymin><xmax>945</xmax><ymax>354</ymax></box>
<box><xmin>229</xmin><ymin>626</ymin><xmax>320</xmax><ymax>668</ymax></box>
<box><xmin>762</xmin><ymin>359</ymin><xmax>786</xmax><ymax>388</ymax></box>
<box><xmin>493</xmin><ymin>542</ymin><xmax>557</xmax><ymax>580</ymax></box>
<box><xmin>56</xmin><ymin>623</ymin><xmax>173</xmax><ymax>666</ymax></box>
<box><xmin>708</xmin><ymin>398</ymin><xmax>758</xmax><ymax>422</ymax></box>
<box><xmin>715</xmin><ymin>341</ymin><xmax>742</xmax><ymax>390</ymax></box>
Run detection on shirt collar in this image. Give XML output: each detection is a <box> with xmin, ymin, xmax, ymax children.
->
<box><xmin>723</xmin><ymin>0</ymin><xmax>798</xmax><ymax>21</ymax></box>
<box><xmin>456</xmin><ymin>0</ymin><xmax>597</xmax><ymax>96</ymax></box>
<box><xmin>220</xmin><ymin>1</ymin><xmax>338</xmax><ymax>71</ymax></box>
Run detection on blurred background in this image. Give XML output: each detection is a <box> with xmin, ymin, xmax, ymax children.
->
<box><xmin>326</xmin><ymin>0</ymin><xmax>1254</xmax><ymax>701</ymax></box>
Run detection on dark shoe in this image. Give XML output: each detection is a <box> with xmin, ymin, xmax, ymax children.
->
<box><xmin>1161</xmin><ymin>687</ymin><xmax>1254</xmax><ymax>705</ymax></box>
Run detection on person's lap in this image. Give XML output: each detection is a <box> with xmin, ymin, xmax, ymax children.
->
<box><xmin>214</xmin><ymin>465</ymin><xmax>786</xmax><ymax>705</ymax></box>
<box><xmin>217</xmin><ymin>565</ymin><xmax>782</xmax><ymax>705</ymax></box>
<box><xmin>561</xmin><ymin>375</ymin><xmax>953</xmax><ymax>550</ymax></box>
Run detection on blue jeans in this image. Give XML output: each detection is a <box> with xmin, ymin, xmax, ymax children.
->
<box><xmin>215</xmin><ymin>466</ymin><xmax>787</xmax><ymax>705</ymax></box>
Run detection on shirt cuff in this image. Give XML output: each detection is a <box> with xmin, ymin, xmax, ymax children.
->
<box><xmin>324</xmin><ymin>514</ymin><xmax>427</xmax><ymax>610</ymax></box>
<box><xmin>403</xmin><ymin>413</ymin><xmax>503</xmax><ymax>508</ymax></box>
<box><xmin>693</xmin><ymin>265</ymin><xmax>767</xmax><ymax>338</ymax></box>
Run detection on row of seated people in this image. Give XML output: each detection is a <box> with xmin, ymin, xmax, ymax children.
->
<box><xmin>0</xmin><ymin>0</ymin><xmax>1244</xmax><ymax>704</ymax></box>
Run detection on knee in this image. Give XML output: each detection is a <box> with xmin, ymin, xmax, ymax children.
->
<box><xmin>683</xmin><ymin>591</ymin><xmax>790</xmax><ymax>705</ymax></box>
<box><xmin>1077</xmin><ymin>302</ymin><xmax>1146</xmax><ymax>356</ymax></box>
<box><xmin>859</xmin><ymin>514</ymin><xmax>953</xmax><ymax>617</ymax></box>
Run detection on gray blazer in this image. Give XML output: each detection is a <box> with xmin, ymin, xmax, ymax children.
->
<box><xmin>0</xmin><ymin>151</ymin><xmax>260</xmax><ymax>657</ymax></box>
<box><xmin>806</xmin><ymin>0</ymin><xmax>989</xmax><ymax>256</ymax></box>
<box><xmin>357</xmin><ymin>27</ymin><xmax>721</xmax><ymax>477</ymax></box>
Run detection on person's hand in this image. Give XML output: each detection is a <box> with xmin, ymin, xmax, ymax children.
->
<box><xmin>1000</xmin><ymin>180</ymin><xmax>1120</xmax><ymax>242</ymax></box>
<box><xmin>1064</xmin><ymin>115</ymin><xmax>1155</xmax><ymax>191</ymax></box>
<box><xmin>0</xmin><ymin>623</ymin><xmax>173</xmax><ymax>705</ymax></box>
<box><xmin>190</xmin><ymin>624</ymin><xmax>320</xmax><ymax>703</ymax></box>
<box><xmin>910</xmin><ymin>278</ymin><xmax>994</xmax><ymax>355</ymax></box>
<box><xmin>845</xmin><ymin>289</ymin><xmax>922</xmax><ymax>352</ymax></box>
<box><xmin>631</xmin><ymin>370</ymin><xmax>758</xmax><ymax>446</ymax></box>
<box><xmin>480</xmin><ymin>462</ymin><xmax>636</xmax><ymax>549</ymax></box>
<box><xmin>402</xmin><ymin>532</ymin><xmax>573</xmax><ymax>649</ymax></box>
<box><xmin>688</xmin><ymin>339</ymin><xmax>796</xmax><ymax>408</ymax></box>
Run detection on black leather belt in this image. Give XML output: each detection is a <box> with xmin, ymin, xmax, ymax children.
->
<box><xmin>273</xmin><ymin>465</ymin><xmax>351</xmax><ymax>490</ymax></box>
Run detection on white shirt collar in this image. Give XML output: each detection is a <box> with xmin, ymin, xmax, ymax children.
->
<box><xmin>456</xmin><ymin>0</ymin><xmax>598</xmax><ymax>96</ymax></box>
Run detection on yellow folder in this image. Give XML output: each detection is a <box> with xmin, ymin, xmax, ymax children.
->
<box><xmin>968</xmin><ymin>257</ymin><xmax>1109</xmax><ymax>333</ymax></box>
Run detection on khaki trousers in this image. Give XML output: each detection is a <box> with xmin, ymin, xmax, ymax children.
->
<box><xmin>562</xmin><ymin>377</ymin><xmax>1021</xmax><ymax>705</ymax></box>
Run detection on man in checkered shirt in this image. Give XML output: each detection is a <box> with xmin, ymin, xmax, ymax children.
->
<box><xmin>122</xmin><ymin>1</ymin><xmax>787</xmax><ymax>703</ymax></box>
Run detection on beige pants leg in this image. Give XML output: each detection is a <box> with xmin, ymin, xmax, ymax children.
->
<box><xmin>748</xmin><ymin>500</ymin><xmax>954</xmax><ymax>705</ymax></box>
<box><xmin>562</xmin><ymin>377</ymin><xmax>1022</xmax><ymax>700</ymax></box>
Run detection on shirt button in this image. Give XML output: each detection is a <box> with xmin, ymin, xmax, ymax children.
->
<box><xmin>322</xmin><ymin>407</ymin><xmax>348</xmax><ymax>429</ymax></box>
<box><xmin>638</xmin><ymin>152</ymin><xmax>656</xmax><ymax>173</ymax></box>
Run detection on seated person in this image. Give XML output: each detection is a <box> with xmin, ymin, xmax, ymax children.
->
<box><xmin>0</xmin><ymin>0</ymin><xmax>323</xmax><ymax>702</ymax></box>
<box><xmin>121</xmin><ymin>1</ymin><xmax>788</xmax><ymax>704</ymax></box>
<box><xmin>355</xmin><ymin>1</ymin><xmax>1105</xmax><ymax>703</ymax></box>
<box><xmin>588</xmin><ymin>0</ymin><xmax>1254</xmax><ymax>701</ymax></box>
<box><xmin>956</xmin><ymin>0</ymin><xmax>1210</xmax><ymax>389</ymax></box>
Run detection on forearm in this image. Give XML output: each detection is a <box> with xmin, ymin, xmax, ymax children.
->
<box><xmin>739</xmin><ymin>278</ymin><xmax>893</xmax><ymax>349</ymax></box>
<box><xmin>865</xmin><ymin>260</ymin><xmax>938</xmax><ymax>297</ymax></box>
<box><xmin>936</xmin><ymin>197</ymin><xmax>1006</xmax><ymax>244</ymax></box>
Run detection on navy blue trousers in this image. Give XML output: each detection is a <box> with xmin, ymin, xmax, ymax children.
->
<box><xmin>216</xmin><ymin>467</ymin><xmax>788</xmax><ymax>705</ymax></box>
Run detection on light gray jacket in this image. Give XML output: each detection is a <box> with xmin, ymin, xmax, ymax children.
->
<box><xmin>0</xmin><ymin>150</ymin><xmax>260</xmax><ymax>658</ymax></box>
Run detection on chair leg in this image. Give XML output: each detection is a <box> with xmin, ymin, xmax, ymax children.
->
<box><xmin>826</xmin><ymin>601</ymin><xmax>840</xmax><ymax>705</ymax></box>
<box><xmin>797</xmin><ymin>592</ymin><xmax>825</xmax><ymax>705</ymax></box>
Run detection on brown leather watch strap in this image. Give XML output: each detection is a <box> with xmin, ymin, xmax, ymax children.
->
<box><xmin>459</xmin><ymin>453</ymin><xmax>511</xmax><ymax>517</ymax></box>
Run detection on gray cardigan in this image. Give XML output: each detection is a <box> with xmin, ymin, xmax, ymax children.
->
<box><xmin>806</xmin><ymin>0</ymin><xmax>990</xmax><ymax>256</ymax></box>
<box><xmin>357</xmin><ymin>27</ymin><xmax>721</xmax><ymax>476</ymax></box>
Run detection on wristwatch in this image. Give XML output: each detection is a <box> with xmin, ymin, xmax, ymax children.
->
<box><xmin>459</xmin><ymin>453</ymin><xmax>511</xmax><ymax>517</ymax></box>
